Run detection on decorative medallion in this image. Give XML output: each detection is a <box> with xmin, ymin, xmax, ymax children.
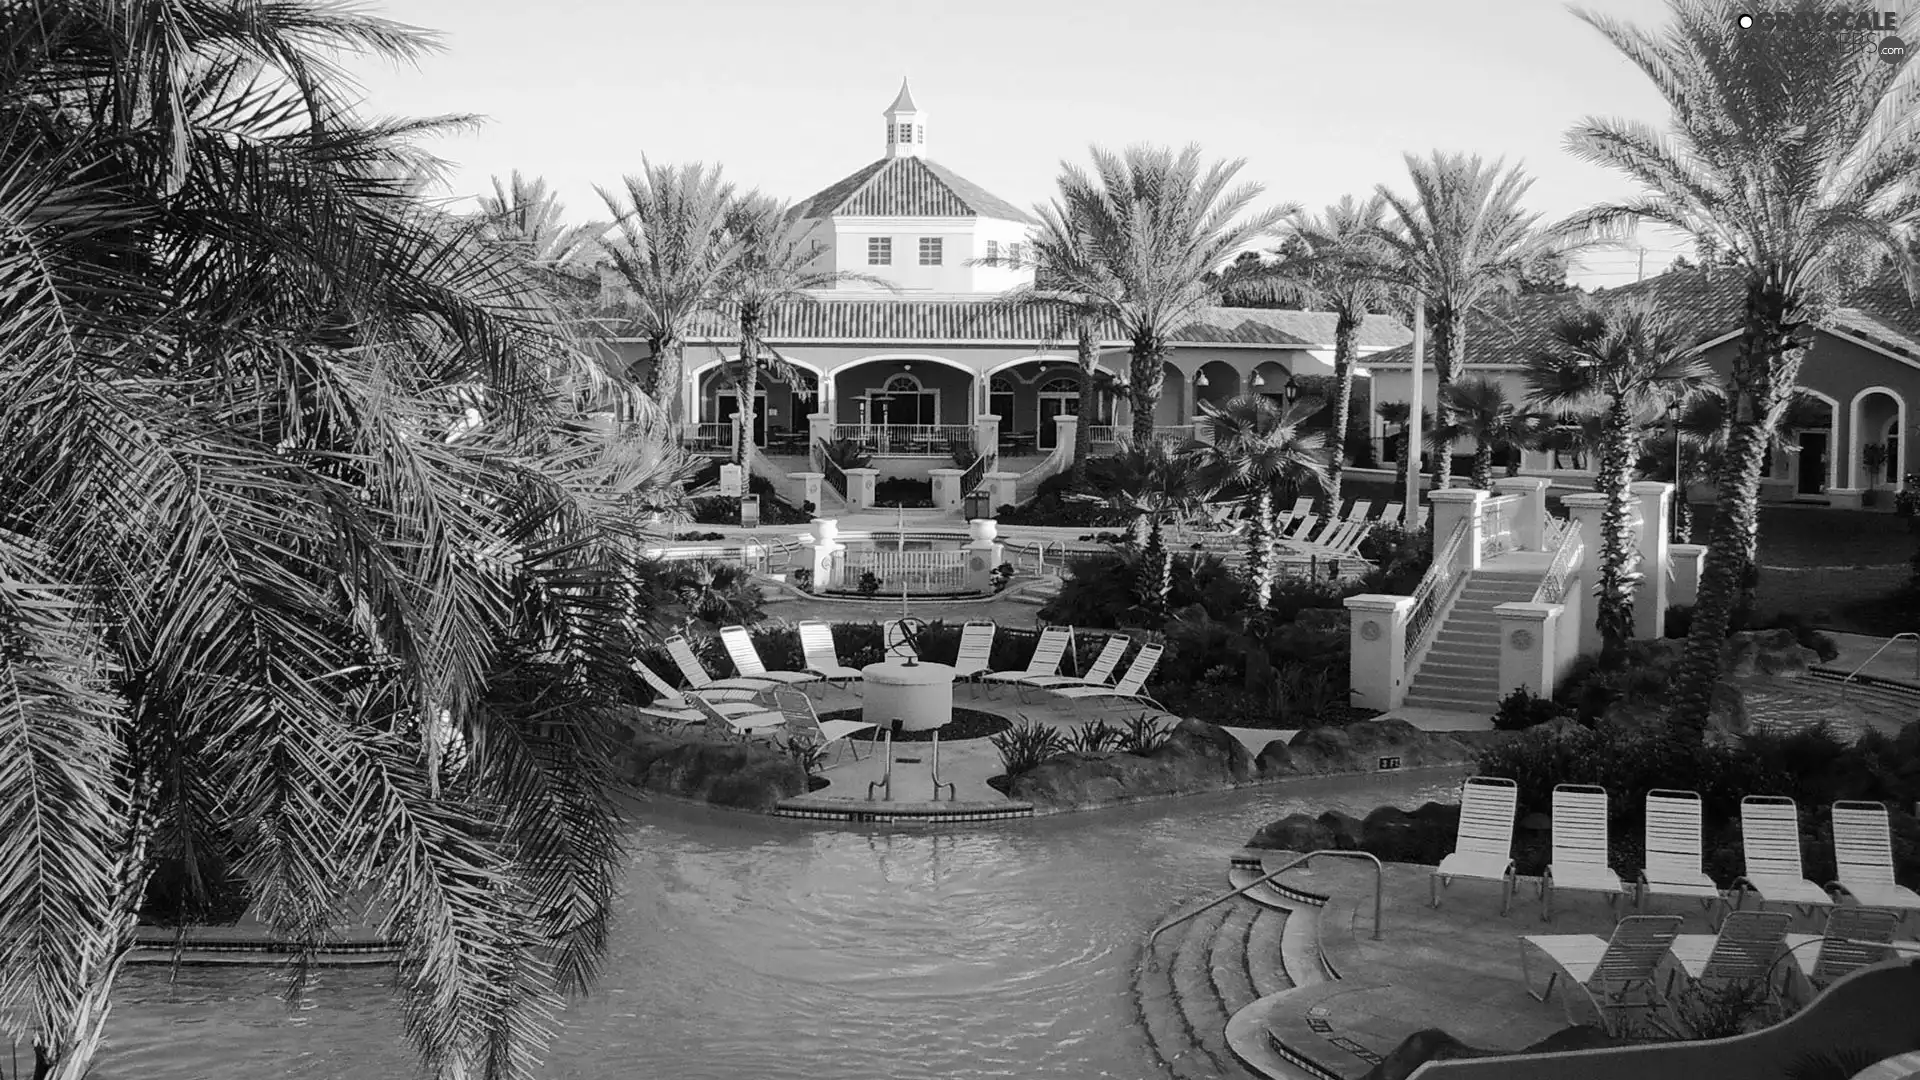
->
<box><xmin>1510</xmin><ymin>628</ymin><xmax>1534</xmax><ymax>651</ymax></box>
<box><xmin>1360</xmin><ymin>620</ymin><xmax>1382</xmax><ymax>642</ymax></box>
<box><xmin>970</xmin><ymin>556</ymin><xmax>986</xmax><ymax>572</ymax></box>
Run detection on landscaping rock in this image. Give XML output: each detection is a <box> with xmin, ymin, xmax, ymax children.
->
<box><xmin>1723</xmin><ymin>627</ymin><xmax>1819</xmax><ymax>677</ymax></box>
<box><xmin>615</xmin><ymin>729</ymin><xmax>808</xmax><ymax>812</ymax></box>
<box><xmin>1006</xmin><ymin>718</ymin><xmax>1254</xmax><ymax>809</ymax></box>
<box><xmin>1262</xmin><ymin>718</ymin><xmax>1477</xmax><ymax>777</ymax></box>
<box><xmin>1247</xmin><ymin>813</ymin><xmax>1337</xmax><ymax>853</ymax></box>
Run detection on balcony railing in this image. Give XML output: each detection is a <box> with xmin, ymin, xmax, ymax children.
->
<box><xmin>681</xmin><ymin>422</ymin><xmax>733</xmax><ymax>453</ymax></box>
<box><xmin>1152</xmin><ymin>424</ymin><xmax>1196</xmax><ymax>444</ymax></box>
<box><xmin>828</xmin><ymin>424</ymin><xmax>974</xmax><ymax>457</ymax></box>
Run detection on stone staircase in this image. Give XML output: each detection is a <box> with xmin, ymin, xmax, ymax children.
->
<box><xmin>1402</xmin><ymin>570</ymin><xmax>1540</xmax><ymax>712</ymax></box>
<box><xmin>1134</xmin><ymin>894</ymin><xmax>1292</xmax><ymax>1080</ymax></box>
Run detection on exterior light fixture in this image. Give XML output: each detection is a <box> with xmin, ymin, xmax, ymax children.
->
<box><xmin>1284</xmin><ymin>375</ymin><xmax>1300</xmax><ymax>403</ymax></box>
<box><xmin>1195</xmin><ymin>371</ymin><xmax>1209</xmax><ymax>387</ymax></box>
<box><xmin>1251</xmin><ymin>371</ymin><xmax>1266</xmax><ymax>387</ymax></box>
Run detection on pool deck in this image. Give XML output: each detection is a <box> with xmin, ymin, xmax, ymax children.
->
<box><xmin>1228</xmin><ymin>856</ymin><xmax>1818</xmax><ymax>1080</ymax></box>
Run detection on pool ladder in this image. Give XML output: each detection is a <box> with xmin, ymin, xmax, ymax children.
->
<box><xmin>1142</xmin><ymin>849</ymin><xmax>1384</xmax><ymax>969</ymax></box>
<box><xmin>865</xmin><ymin>721</ymin><xmax>956</xmax><ymax>802</ymax></box>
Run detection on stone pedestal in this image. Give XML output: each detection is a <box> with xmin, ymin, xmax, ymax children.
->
<box><xmin>974</xmin><ymin>413</ymin><xmax>1000</xmax><ymax>460</ymax></box>
<box><xmin>1189</xmin><ymin>415</ymin><xmax>1211</xmax><ymax>444</ymax></box>
<box><xmin>1491</xmin><ymin>476</ymin><xmax>1550</xmax><ymax>551</ymax></box>
<box><xmin>1052</xmin><ymin>413</ymin><xmax>1078</xmax><ymax>461</ymax></box>
<box><xmin>985</xmin><ymin>471</ymin><xmax>1020</xmax><ymax>513</ymax></box>
<box><xmin>1630</xmin><ymin>481</ymin><xmax>1673</xmax><ymax>638</ymax></box>
<box><xmin>1560</xmin><ymin>493</ymin><xmax>1609</xmax><ymax>659</ymax></box>
<box><xmin>1345</xmin><ymin>594</ymin><xmax>1414</xmax><ymax>710</ymax></box>
<box><xmin>844</xmin><ymin>467</ymin><xmax>878</xmax><ymax>510</ymax></box>
<box><xmin>1427</xmin><ymin>488</ymin><xmax>1490</xmax><ymax>573</ymax></box>
<box><xmin>1495</xmin><ymin>601</ymin><xmax>1562</xmax><ymax>701</ymax></box>
<box><xmin>862</xmin><ymin>660</ymin><xmax>955</xmax><ymax>732</ymax></box>
<box><xmin>789</xmin><ymin>472</ymin><xmax>824</xmax><ymax>514</ymax></box>
<box><xmin>800</xmin><ymin>518</ymin><xmax>842</xmax><ymax>592</ymax></box>
<box><xmin>930</xmin><ymin>468</ymin><xmax>966</xmax><ymax>510</ymax></box>
<box><xmin>1669</xmin><ymin>544</ymin><xmax>1707</xmax><ymax>607</ymax></box>
<box><xmin>1827</xmin><ymin>487</ymin><xmax>1865</xmax><ymax>510</ymax></box>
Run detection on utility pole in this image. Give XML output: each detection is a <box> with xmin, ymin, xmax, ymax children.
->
<box><xmin>1636</xmin><ymin>246</ymin><xmax>1647</xmax><ymax>282</ymax></box>
<box><xmin>1405</xmin><ymin>298</ymin><xmax>1424</xmax><ymax>528</ymax></box>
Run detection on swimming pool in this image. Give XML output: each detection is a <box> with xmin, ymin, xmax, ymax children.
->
<box><xmin>93</xmin><ymin>772</ymin><xmax>1459</xmax><ymax>1080</ymax></box>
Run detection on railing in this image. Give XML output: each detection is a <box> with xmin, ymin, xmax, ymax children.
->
<box><xmin>1532</xmin><ymin>519</ymin><xmax>1583</xmax><ymax>605</ymax></box>
<box><xmin>1143</xmin><ymin>849</ymin><xmax>1384</xmax><ymax>963</ymax></box>
<box><xmin>1151</xmin><ymin>424</ymin><xmax>1196</xmax><ymax>444</ymax></box>
<box><xmin>1086</xmin><ymin>424</ymin><xmax>1118</xmax><ymax>448</ymax></box>
<box><xmin>828</xmin><ymin>424</ymin><xmax>973</xmax><ymax>456</ymax></box>
<box><xmin>681</xmin><ymin>422</ymin><xmax>733</xmax><ymax>453</ymax></box>
<box><xmin>1478</xmin><ymin>494</ymin><xmax>1522</xmax><ymax>558</ymax></box>
<box><xmin>1543</xmin><ymin>513</ymin><xmax>1571</xmax><ymax>550</ymax></box>
<box><xmin>1835</xmin><ymin>631</ymin><xmax>1920</xmax><ymax>701</ymax></box>
<box><xmin>1405</xmin><ymin>517</ymin><xmax>1473</xmax><ymax>666</ymax></box>
<box><xmin>830</xmin><ymin>548</ymin><xmax>971</xmax><ymax>593</ymax></box>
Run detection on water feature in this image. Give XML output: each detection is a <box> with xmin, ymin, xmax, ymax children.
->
<box><xmin>94</xmin><ymin>771</ymin><xmax>1460</xmax><ymax>1080</ymax></box>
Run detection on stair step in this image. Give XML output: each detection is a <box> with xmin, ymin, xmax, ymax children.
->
<box><xmin>1418</xmin><ymin>661</ymin><xmax>1490</xmax><ymax>679</ymax></box>
<box><xmin>1425</xmin><ymin>646</ymin><xmax>1499</xmax><ymax>662</ymax></box>
<box><xmin>1244</xmin><ymin>908</ymin><xmax>1292</xmax><ymax>999</ymax></box>
<box><xmin>1208</xmin><ymin>902</ymin><xmax>1261</xmax><ymax>1018</ymax></box>
<box><xmin>1413</xmin><ymin>672</ymin><xmax>1499</xmax><ymax>692</ymax></box>
<box><xmin>1404</xmin><ymin>692</ymin><xmax>1497</xmax><ymax>710</ymax></box>
<box><xmin>1166</xmin><ymin>902</ymin><xmax>1248</xmax><ymax>1080</ymax></box>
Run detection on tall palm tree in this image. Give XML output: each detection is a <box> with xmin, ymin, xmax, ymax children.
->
<box><xmin>0</xmin><ymin>7</ymin><xmax>678</xmax><ymax>1078</ymax></box>
<box><xmin>1047</xmin><ymin>145</ymin><xmax>1295</xmax><ymax>444</ymax></box>
<box><xmin>1194</xmin><ymin>395</ymin><xmax>1330</xmax><ymax>608</ymax></box>
<box><xmin>1434</xmin><ymin>378</ymin><xmax>1550</xmax><ymax>491</ymax></box>
<box><xmin>1375</xmin><ymin>401</ymin><xmax>1434</xmax><ymax>496</ymax></box>
<box><xmin>1567</xmin><ymin>0</ymin><xmax>1920</xmax><ymax>733</ymax></box>
<box><xmin>1523</xmin><ymin>296</ymin><xmax>1711</xmax><ymax>664</ymax></box>
<box><xmin>715</xmin><ymin>195</ymin><xmax>889</xmax><ymax>461</ymax></box>
<box><xmin>479</xmin><ymin>171</ymin><xmax>607</xmax><ymax>273</ymax></box>
<box><xmin>597</xmin><ymin>161</ymin><xmax>741</xmax><ymax>426</ymax></box>
<box><xmin>1372</xmin><ymin>152</ymin><xmax>1585</xmax><ymax>489</ymax></box>
<box><xmin>1269</xmin><ymin>195</ymin><xmax>1396</xmax><ymax>516</ymax></box>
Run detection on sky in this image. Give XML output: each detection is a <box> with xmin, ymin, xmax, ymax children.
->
<box><xmin>342</xmin><ymin>0</ymin><xmax>1913</xmax><ymax>290</ymax></box>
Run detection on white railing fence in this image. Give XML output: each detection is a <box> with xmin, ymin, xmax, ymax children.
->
<box><xmin>827</xmin><ymin>424</ymin><xmax>974</xmax><ymax>456</ymax></box>
<box><xmin>682</xmin><ymin>422</ymin><xmax>733</xmax><ymax>453</ymax></box>
<box><xmin>830</xmin><ymin>548</ymin><xmax>971</xmax><ymax>593</ymax></box>
<box><xmin>1152</xmin><ymin>425</ymin><xmax>1197</xmax><ymax>444</ymax></box>
<box><xmin>1478</xmin><ymin>494</ymin><xmax>1522</xmax><ymax>559</ymax></box>
<box><xmin>1405</xmin><ymin>517</ymin><xmax>1473</xmax><ymax>667</ymax></box>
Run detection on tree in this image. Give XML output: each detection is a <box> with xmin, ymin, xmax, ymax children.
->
<box><xmin>0</xmin><ymin>6</ymin><xmax>691</xmax><ymax>1078</ymax></box>
<box><xmin>479</xmin><ymin>171</ymin><xmax>607</xmax><ymax>275</ymax></box>
<box><xmin>1567</xmin><ymin>0</ymin><xmax>1920</xmax><ymax>734</ymax></box>
<box><xmin>1278</xmin><ymin>195</ymin><xmax>1396</xmax><ymax>517</ymax></box>
<box><xmin>1517</xmin><ymin>250</ymin><xmax>1579</xmax><ymax>295</ymax></box>
<box><xmin>1377</xmin><ymin>400</ymin><xmax>1435</xmax><ymax>494</ymax></box>
<box><xmin>1522</xmin><ymin>295</ymin><xmax>1711</xmax><ymax>664</ymax></box>
<box><xmin>1193</xmin><ymin>395</ymin><xmax>1330</xmax><ymax>608</ymax></box>
<box><xmin>1048</xmin><ymin>145</ymin><xmax>1295</xmax><ymax>444</ymax></box>
<box><xmin>1433</xmin><ymin>378</ymin><xmax>1551</xmax><ymax>491</ymax></box>
<box><xmin>1372</xmin><ymin>152</ymin><xmax>1586</xmax><ymax>489</ymax></box>
<box><xmin>597</xmin><ymin>162</ymin><xmax>741</xmax><ymax>425</ymax></box>
<box><xmin>1074</xmin><ymin>441</ymin><xmax>1215</xmax><ymax>616</ymax></box>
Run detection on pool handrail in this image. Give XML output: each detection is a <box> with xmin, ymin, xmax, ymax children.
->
<box><xmin>1144</xmin><ymin>849</ymin><xmax>1383</xmax><ymax>964</ymax></box>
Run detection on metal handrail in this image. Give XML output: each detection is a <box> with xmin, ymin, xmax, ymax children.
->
<box><xmin>1532</xmin><ymin>519</ymin><xmax>1583</xmax><ymax>605</ymax></box>
<box><xmin>1836</xmin><ymin>631</ymin><xmax>1920</xmax><ymax>700</ymax></box>
<box><xmin>1404</xmin><ymin>517</ymin><xmax>1472</xmax><ymax>666</ymax></box>
<box><xmin>1144</xmin><ymin>849</ymin><xmax>1384</xmax><ymax>964</ymax></box>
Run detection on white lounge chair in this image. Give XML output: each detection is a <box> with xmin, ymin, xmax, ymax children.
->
<box><xmin>1540</xmin><ymin>783</ymin><xmax>1627</xmax><ymax>920</ymax></box>
<box><xmin>1829</xmin><ymin>801</ymin><xmax>1920</xmax><ymax>924</ymax></box>
<box><xmin>1519</xmin><ymin>915</ymin><xmax>1683</xmax><ymax>1036</ymax></box>
<box><xmin>1638</xmin><ymin>789</ymin><xmax>1727</xmax><ymax>920</ymax></box>
<box><xmin>688</xmin><ymin>693</ymin><xmax>786</xmax><ymax>745</ymax></box>
<box><xmin>979</xmin><ymin>626</ymin><xmax>1072</xmax><ymax>694</ymax></box>
<box><xmin>771</xmin><ymin>688</ymin><xmax>877</xmax><ymax>764</ymax></box>
<box><xmin>630</xmin><ymin>659</ymin><xmax>775</xmax><ymax>727</ymax></box>
<box><xmin>1380</xmin><ymin>502</ymin><xmax>1404</xmax><ymax>525</ymax></box>
<box><xmin>665</xmin><ymin>635</ymin><xmax>779</xmax><ymax>699</ymax></box>
<box><xmin>1431</xmin><ymin>776</ymin><xmax>1518</xmax><ymax>913</ymax></box>
<box><xmin>718</xmin><ymin>625</ymin><xmax>822</xmax><ymax>689</ymax></box>
<box><xmin>797</xmin><ymin>620</ymin><xmax>863</xmax><ymax>687</ymax></box>
<box><xmin>1665</xmin><ymin>909</ymin><xmax>1793</xmax><ymax>999</ymax></box>
<box><xmin>1278</xmin><ymin>496</ymin><xmax>1314</xmax><ymax>529</ymax></box>
<box><xmin>1415</xmin><ymin>506</ymin><xmax>1431</xmax><ymax>529</ymax></box>
<box><xmin>949</xmin><ymin>621</ymin><xmax>996</xmax><ymax>685</ymax></box>
<box><xmin>1780</xmin><ymin>905</ymin><xmax>1903</xmax><ymax>1003</ymax></box>
<box><xmin>1018</xmin><ymin>634</ymin><xmax>1130</xmax><ymax>699</ymax></box>
<box><xmin>1344</xmin><ymin>499</ymin><xmax>1372</xmax><ymax>522</ymax></box>
<box><xmin>1053</xmin><ymin>643</ymin><xmax>1165</xmax><ymax>712</ymax></box>
<box><xmin>1282</xmin><ymin>514</ymin><xmax>1321</xmax><ymax>541</ymax></box>
<box><xmin>1734</xmin><ymin>795</ymin><xmax>1836</xmax><ymax>918</ymax></box>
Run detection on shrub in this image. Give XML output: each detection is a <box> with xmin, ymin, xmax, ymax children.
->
<box><xmin>856</xmin><ymin>569</ymin><xmax>882</xmax><ymax>596</ymax></box>
<box><xmin>991</xmin><ymin>717</ymin><xmax>1069</xmax><ymax>776</ymax></box>
<box><xmin>874</xmin><ymin>477</ymin><xmax>933</xmax><ymax>506</ymax></box>
<box><xmin>1067</xmin><ymin>719</ymin><xmax>1124</xmax><ymax>754</ymax></box>
<box><xmin>1491</xmin><ymin>686</ymin><xmax>1564</xmax><ymax>732</ymax></box>
<box><xmin>818</xmin><ymin>438</ymin><xmax>872</xmax><ymax>496</ymax></box>
<box><xmin>1118</xmin><ymin>714</ymin><xmax>1174</xmax><ymax>754</ymax></box>
<box><xmin>1664</xmin><ymin>604</ymin><xmax>1693</xmax><ymax>638</ymax></box>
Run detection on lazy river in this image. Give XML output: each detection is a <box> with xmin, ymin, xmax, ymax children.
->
<box><xmin>94</xmin><ymin>772</ymin><xmax>1458</xmax><ymax>1080</ymax></box>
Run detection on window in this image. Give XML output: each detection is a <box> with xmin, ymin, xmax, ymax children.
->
<box><xmin>989</xmin><ymin>375</ymin><xmax>1014</xmax><ymax>421</ymax></box>
<box><xmin>895</xmin><ymin>123</ymin><xmax>914</xmax><ymax>144</ymax></box>
<box><xmin>884</xmin><ymin>375</ymin><xmax>920</xmax><ymax>392</ymax></box>
<box><xmin>918</xmin><ymin>237</ymin><xmax>943</xmax><ymax>265</ymax></box>
<box><xmin>986</xmin><ymin>240</ymin><xmax>1002</xmax><ymax>264</ymax></box>
<box><xmin>868</xmin><ymin>237</ymin><xmax>892</xmax><ymax>265</ymax></box>
<box><xmin>1008</xmin><ymin>243</ymin><xmax>1024</xmax><ymax>269</ymax></box>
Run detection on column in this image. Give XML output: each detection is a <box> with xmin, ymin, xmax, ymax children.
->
<box><xmin>1669</xmin><ymin>544</ymin><xmax>1707</xmax><ymax>607</ymax></box>
<box><xmin>799</xmin><ymin>518</ymin><xmax>842</xmax><ymax>592</ymax></box>
<box><xmin>1344</xmin><ymin>595</ymin><xmax>1415</xmax><ymax>711</ymax></box>
<box><xmin>844</xmin><ymin>468</ymin><xmax>878</xmax><ymax>510</ymax></box>
<box><xmin>1560</xmin><ymin>492</ymin><xmax>1608</xmax><ymax>658</ymax></box>
<box><xmin>1491</xmin><ymin>476</ymin><xmax>1549</xmax><ymax>551</ymax></box>
<box><xmin>1052</xmin><ymin>413</ymin><xmax>1078</xmax><ymax>463</ymax></box>
<box><xmin>1426</xmin><ymin>488</ymin><xmax>1489</xmax><ymax>573</ymax></box>
<box><xmin>985</xmin><ymin>471</ymin><xmax>1020</xmax><ymax>512</ymax></box>
<box><xmin>966</xmin><ymin>519</ymin><xmax>999</xmax><ymax>592</ymax></box>
<box><xmin>1629</xmin><ymin>481</ymin><xmax>1672</xmax><ymax>639</ymax></box>
<box><xmin>968</xmin><ymin>517</ymin><xmax>1003</xmax><ymax>565</ymax></box>
<box><xmin>930</xmin><ymin>468</ymin><xmax>965</xmax><ymax>510</ymax></box>
<box><xmin>789</xmin><ymin>472</ymin><xmax>824</xmax><ymax>515</ymax></box>
<box><xmin>1495</xmin><ymin>601</ymin><xmax>1562</xmax><ymax>700</ymax></box>
<box><xmin>975</xmin><ymin>413</ymin><xmax>1000</xmax><ymax>460</ymax></box>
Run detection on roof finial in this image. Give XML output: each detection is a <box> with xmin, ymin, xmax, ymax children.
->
<box><xmin>887</xmin><ymin>77</ymin><xmax>918</xmax><ymax>114</ymax></box>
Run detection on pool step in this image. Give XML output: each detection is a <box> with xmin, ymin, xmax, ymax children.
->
<box><xmin>1135</xmin><ymin>895</ymin><xmax>1285</xmax><ymax>1080</ymax></box>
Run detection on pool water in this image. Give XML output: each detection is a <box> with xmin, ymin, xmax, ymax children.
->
<box><xmin>94</xmin><ymin>772</ymin><xmax>1459</xmax><ymax>1080</ymax></box>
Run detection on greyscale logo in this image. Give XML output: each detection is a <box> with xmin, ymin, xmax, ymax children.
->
<box><xmin>1736</xmin><ymin>9</ymin><xmax>1908</xmax><ymax>62</ymax></box>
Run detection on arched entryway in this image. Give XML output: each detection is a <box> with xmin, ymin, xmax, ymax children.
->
<box><xmin>1250</xmin><ymin>361</ymin><xmax>1294</xmax><ymax>406</ymax></box>
<box><xmin>985</xmin><ymin>359</ymin><xmax>1117</xmax><ymax>454</ymax></box>
<box><xmin>692</xmin><ymin>359</ymin><xmax>820</xmax><ymax>450</ymax></box>
<box><xmin>1783</xmin><ymin>390</ymin><xmax>1839</xmax><ymax>496</ymax></box>
<box><xmin>1849</xmin><ymin>386</ymin><xmax>1907</xmax><ymax>494</ymax></box>
<box><xmin>1193</xmin><ymin>361</ymin><xmax>1240</xmax><ymax>411</ymax></box>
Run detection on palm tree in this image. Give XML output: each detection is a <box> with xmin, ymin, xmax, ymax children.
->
<box><xmin>597</xmin><ymin>161</ymin><xmax>741</xmax><ymax>425</ymax></box>
<box><xmin>714</xmin><ymin>194</ymin><xmax>889</xmax><ymax>461</ymax></box>
<box><xmin>0</xmin><ymin>6</ymin><xmax>678</xmax><ymax>1077</ymax></box>
<box><xmin>1567</xmin><ymin>0</ymin><xmax>1920</xmax><ymax>733</ymax></box>
<box><xmin>1434</xmin><ymin>378</ymin><xmax>1550</xmax><ymax>491</ymax></box>
<box><xmin>1372</xmin><ymin>152</ymin><xmax>1585</xmax><ymax>489</ymax></box>
<box><xmin>1376</xmin><ymin>400</ymin><xmax>1436</xmax><ymax>496</ymax></box>
<box><xmin>1076</xmin><ymin>441</ymin><xmax>1215</xmax><ymax>616</ymax></box>
<box><xmin>1194</xmin><ymin>395</ymin><xmax>1331</xmax><ymax>608</ymax></box>
<box><xmin>1270</xmin><ymin>195</ymin><xmax>1396</xmax><ymax>516</ymax></box>
<box><xmin>1048</xmin><ymin>145</ymin><xmax>1295</xmax><ymax>444</ymax></box>
<box><xmin>1640</xmin><ymin>388</ymin><xmax>1834</xmax><ymax>544</ymax></box>
<box><xmin>1522</xmin><ymin>296</ymin><xmax>1711</xmax><ymax>664</ymax></box>
<box><xmin>479</xmin><ymin>170</ymin><xmax>608</xmax><ymax>274</ymax></box>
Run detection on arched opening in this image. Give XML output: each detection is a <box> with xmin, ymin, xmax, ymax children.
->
<box><xmin>1153</xmin><ymin>362</ymin><xmax>1186</xmax><ymax>430</ymax></box>
<box><xmin>827</xmin><ymin>356</ymin><xmax>977</xmax><ymax>456</ymax></box>
<box><xmin>1193</xmin><ymin>361</ymin><xmax>1241</xmax><ymax>411</ymax></box>
<box><xmin>1250</xmin><ymin>361</ymin><xmax>1294</xmax><ymax>406</ymax></box>
<box><xmin>1781</xmin><ymin>391</ymin><xmax>1838</xmax><ymax>496</ymax></box>
<box><xmin>696</xmin><ymin>360</ymin><xmax>820</xmax><ymax>452</ymax></box>
<box><xmin>989</xmin><ymin>376</ymin><xmax>1015</xmax><ymax>424</ymax></box>
<box><xmin>1849</xmin><ymin>386</ymin><xmax>1905</xmax><ymax>496</ymax></box>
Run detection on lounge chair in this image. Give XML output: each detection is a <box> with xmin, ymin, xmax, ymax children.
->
<box><xmin>1638</xmin><ymin>789</ymin><xmax>1727</xmax><ymax>920</ymax></box>
<box><xmin>1828</xmin><ymin>801</ymin><xmax>1920</xmax><ymax>924</ymax></box>
<box><xmin>1282</xmin><ymin>514</ymin><xmax>1321</xmax><ymax>541</ymax></box>
<box><xmin>1344</xmin><ymin>499</ymin><xmax>1373</xmax><ymax>522</ymax></box>
<box><xmin>1734</xmin><ymin>795</ymin><xmax>1835</xmax><ymax>918</ymax></box>
<box><xmin>1380</xmin><ymin>502</ymin><xmax>1404</xmax><ymax>525</ymax></box>
<box><xmin>1540</xmin><ymin>783</ymin><xmax>1627</xmax><ymax>920</ymax></box>
<box><xmin>797</xmin><ymin>621</ymin><xmax>863</xmax><ymax>687</ymax></box>
<box><xmin>1664</xmin><ymin>909</ymin><xmax>1793</xmax><ymax>998</ymax></box>
<box><xmin>665</xmin><ymin>635</ymin><xmax>780</xmax><ymax>699</ymax></box>
<box><xmin>1519</xmin><ymin>914</ymin><xmax>1684</xmax><ymax>1036</ymax></box>
<box><xmin>771</xmin><ymin>688</ymin><xmax>878</xmax><ymax>764</ymax></box>
<box><xmin>630</xmin><ymin>660</ymin><xmax>777</xmax><ymax>728</ymax></box>
<box><xmin>1017</xmin><ymin>634</ymin><xmax>1130</xmax><ymax>699</ymax></box>
<box><xmin>949</xmin><ymin>621</ymin><xmax>996</xmax><ymax>685</ymax></box>
<box><xmin>688</xmin><ymin>693</ymin><xmax>786</xmax><ymax>745</ymax></box>
<box><xmin>1780</xmin><ymin>905</ymin><xmax>1903</xmax><ymax>1004</ymax></box>
<box><xmin>718</xmin><ymin>625</ymin><xmax>822</xmax><ymax>689</ymax></box>
<box><xmin>1052</xmin><ymin>644</ymin><xmax>1165</xmax><ymax>712</ymax></box>
<box><xmin>1430</xmin><ymin>776</ymin><xmax>1519</xmax><ymax>913</ymax></box>
<box><xmin>1278</xmin><ymin>496</ymin><xmax>1314</xmax><ymax>529</ymax></box>
<box><xmin>979</xmin><ymin>625</ymin><xmax>1073</xmax><ymax>694</ymax></box>
<box><xmin>1415</xmin><ymin>506</ymin><xmax>1430</xmax><ymax>529</ymax></box>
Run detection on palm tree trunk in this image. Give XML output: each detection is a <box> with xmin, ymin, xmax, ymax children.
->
<box><xmin>1430</xmin><ymin>303</ymin><xmax>1463</xmax><ymax>490</ymax></box>
<box><xmin>658</xmin><ymin>338</ymin><xmax>685</xmax><ymax>431</ymax></box>
<box><xmin>1129</xmin><ymin>336</ymin><xmax>1167</xmax><ymax>446</ymax></box>
<box><xmin>1393</xmin><ymin>426</ymin><xmax>1410</xmax><ymax>495</ymax></box>
<box><xmin>1140</xmin><ymin>514</ymin><xmax>1171</xmax><ymax>617</ymax></box>
<box><xmin>735</xmin><ymin>309</ymin><xmax>761</xmax><ymax>465</ymax></box>
<box><xmin>1595</xmin><ymin>398</ymin><xmax>1640</xmax><ymax>667</ymax></box>
<box><xmin>1669</xmin><ymin>283</ymin><xmax>1806</xmax><ymax>736</ymax></box>
<box><xmin>1324</xmin><ymin>310</ymin><xmax>1357</xmax><ymax>516</ymax></box>
<box><xmin>1472</xmin><ymin>441</ymin><xmax>1495</xmax><ymax>490</ymax></box>
<box><xmin>1073</xmin><ymin>323</ymin><xmax>1098</xmax><ymax>488</ymax></box>
<box><xmin>1246</xmin><ymin>487</ymin><xmax>1274</xmax><ymax>609</ymax></box>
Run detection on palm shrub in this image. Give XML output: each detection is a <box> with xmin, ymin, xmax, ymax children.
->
<box><xmin>819</xmin><ymin>437</ymin><xmax>874</xmax><ymax>496</ymax></box>
<box><xmin>1193</xmin><ymin>394</ymin><xmax>1330</xmax><ymax>609</ymax></box>
<box><xmin>990</xmin><ymin>719</ymin><xmax>1070</xmax><ymax>777</ymax></box>
<box><xmin>1435</xmin><ymin>377</ymin><xmax>1549</xmax><ymax>491</ymax></box>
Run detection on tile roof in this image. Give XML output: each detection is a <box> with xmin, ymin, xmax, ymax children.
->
<box><xmin>668</xmin><ymin>298</ymin><xmax>1411</xmax><ymax>349</ymax></box>
<box><xmin>792</xmin><ymin>156</ymin><xmax>1038</xmax><ymax>225</ymax></box>
<box><xmin>1362</xmin><ymin>266</ymin><xmax>1920</xmax><ymax>367</ymax></box>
